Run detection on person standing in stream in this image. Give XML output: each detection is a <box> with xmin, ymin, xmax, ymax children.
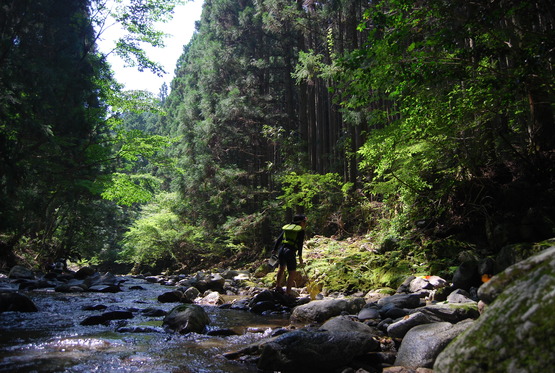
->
<box><xmin>272</xmin><ymin>214</ymin><xmax>308</xmax><ymax>296</ymax></box>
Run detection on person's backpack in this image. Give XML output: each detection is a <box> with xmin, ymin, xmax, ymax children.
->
<box><xmin>281</xmin><ymin>224</ymin><xmax>302</xmax><ymax>247</ymax></box>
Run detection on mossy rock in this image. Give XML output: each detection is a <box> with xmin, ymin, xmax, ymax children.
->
<box><xmin>434</xmin><ymin>246</ymin><xmax>555</xmax><ymax>372</ymax></box>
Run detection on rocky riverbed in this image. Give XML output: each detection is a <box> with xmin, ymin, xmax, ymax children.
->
<box><xmin>1</xmin><ymin>244</ymin><xmax>554</xmax><ymax>372</ymax></box>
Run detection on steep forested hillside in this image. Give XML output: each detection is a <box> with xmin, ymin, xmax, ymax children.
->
<box><xmin>150</xmin><ymin>0</ymin><xmax>555</xmax><ymax>270</ymax></box>
<box><xmin>1</xmin><ymin>0</ymin><xmax>554</xmax><ymax>280</ymax></box>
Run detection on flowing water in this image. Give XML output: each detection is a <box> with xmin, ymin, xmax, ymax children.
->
<box><xmin>0</xmin><ymin>276</ymin><xmax>291</xmax><ymax>372</ymax></box>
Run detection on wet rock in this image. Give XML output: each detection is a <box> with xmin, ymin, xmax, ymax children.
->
<box><xmin>82</xmin><ymin>304</ymin><xmax>108</xmax><ymax>311</ymax></box>
<box><xmin>229</xmin><ymin>298</ymin><xmax>250</xmax><ymax>311</ymax></box>
<box><xmin>116</xmin><ymin>326</ymin><xmax>163</xmax><ymax>333</ymax></box>
<box><xmin>87</xmin><ymin>284</ymin><xmax>120</xmax><ymax>293</ymax></box>
<box><xmin>145</xmin><ymin>275</ymin><xmax>162</xmax><ymax>283</ymax></box>
<box><xmin>291</xmin><ymin>297</ymin><xmax>366</xmax><ymax>323</ymax></box>
<box><xmin>182</xmin><ymin>286</ymin><xmax>200</xmax><ymax>302</ymax></box>
<box><xmin>163</xmin><ymin>304</ymin><xmax>210</xmax><ymax>334</ymax></box>
<box><xmin>257</xmin><ymin>329</ymin><xmax>379</xmax><ymax>371</ymax></box>
<box><xmin>198</xmin><ymin>291</ymin><xmax>224</xmax><ymax>305</ymax></box>
<box><xmin>141</xmin><ymin>307</ymin><xmax>167</xmax><ymax>317</ymax></box>
<box><xmin>394</xmin><ymin>320</ymin><xmax>473</xmax><ymax>368</ymax></box>
<box><xmin>8</xmin><ymin>265</ymin><xmax>35</xmax><ymax>280</ymax></box>
<box><xmin>80</xmin><ymin>310</ymin><xmax>133</xmax><ymax>326</ymax></box>
<box><xmin>81</xmin><ymin>315</ymin><xmax>109</xmax><ymax>326</ymax></box>
<box><xmin>434</xmin><ymin>246</ymin><xmax>555</xmax><ymax>373</ymax></box>
<box><xmin>102</xmin><ymin>310</ymin><xmax>133</xmax><ymax>320</ymax></box>
<box><xmin>158</xmin><ymin>290</ymin><xmax>185</xmax><ymax>303</ymax></box>
<box><xmin>0</xmin><ymin>292</ymin><xmax>38</xmax><ymax>312</ymax></box>
<box><xmin>128</xmin><ymin>285</ymin><xmax>145</xmax><ymax>290</ymax></box>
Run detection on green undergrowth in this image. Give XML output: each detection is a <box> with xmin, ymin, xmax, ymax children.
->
<box><xmin>262</xmin><ymin>235</ymin><xmax>459</xmax><ymax>294</ymax></box>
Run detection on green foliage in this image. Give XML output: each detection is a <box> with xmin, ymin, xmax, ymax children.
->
<box><xmin>119</xmin><ymin>192</ymin><xmax>206</xmax><ymax>269</ymax></box>
<box><xmin>279</xmin><ymin>172</ymin><xmax>347</xmax><ymax>211</ymax></box>
<box><xmin>101</xmin><ymin>173</ymin><xmax>161</xmax><ymax>205</ymax></box>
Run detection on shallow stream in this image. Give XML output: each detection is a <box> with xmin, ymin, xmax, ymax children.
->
<box><xmin>0</xmin><ymin>276</ymin><xmax>291</xmax><ymax>372</ymax></box>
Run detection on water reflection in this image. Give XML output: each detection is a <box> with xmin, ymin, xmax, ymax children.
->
<box><xmin>0</xmin><ymin>277</ymin><xmax>291</xmax><ymax>372</ymax></box>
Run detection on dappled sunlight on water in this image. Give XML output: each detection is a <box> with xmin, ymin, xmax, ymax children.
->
<box><xmin>0</xmin><ymin>277</ymin><xmax>291</xmax><ymax>372</ymax></box>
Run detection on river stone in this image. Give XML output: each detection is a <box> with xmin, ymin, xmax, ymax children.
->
<box><xmin>0</xmin><ymin>292</ymin><xmax>38</xmax><ymax>312</ymax></box>
<box><xmin>357</xmin><ymin>303</ymin><xmax>381</xmax><ymax>320</ymax></box>
<box><xmin>387</xmin><ymin>312</ymin><xmax>434</xmax><ymax>339</ymax></box>
<box><xmin>395</xmin><ymin>320</ymin><xmax>473</xmax><ymax>368</ymax></box>
<box><xmin>8</xmin><ymin>265</ymin><xmax>35</xmax><ymax>280</ymax></box>
<box><xmin>198</xmin><ymin>291</ymin><xmax>224</xmax><ymax>305</ymax></box>
<box><xmin>183</xmin><ymin>286</ymin><xmax>200</xmax><ymax>302</ymax></box>
<box><xmin>163</xmin><ymin>304</ymin><xmax>210</xmax><ymax>334</ymax></box>
<box><xmin>257</xmin><ymin>329</ymin><xmax>379</xmax><ymax>371</ymax></box>
<box><xmin>434</xmin><ymin>246</ymin><xmax>555</xmax><ymax>373</ymax></box>
<box><xmin>291</xmin><ymin>297</ymin><xmax>366</xmax><ymax>323</ymax></box>
<box><xmin>417</xmin><ymin>303</ymin><xmax>479</xmax><ymax>323</ymax></box>
<box><xmin>407</xmin><ymin>276</ymin><xmax>448</xmax><ymax>294</ymax></box>
<box><xmin>446</xmin><ymin>289</ymin><xmax>475</xmax><ymax>303</ymax></box>
<box><xmin>320</xmin><ymin>315</ymin><xmax>378</xmax><ymax>335</ymax></box>
<box><xmin>158</xmin><ymin>290</ymin><xmax>184</xmax><ymax>303</ymax></box>
<box><xmin>74</xmin><ymin>266</ymin><xmax>96</xmax><ymax>279</ymax></box>
<box><xmin>377</xmin><ymin>293</ymin><xmax>421</xmax><ymax>309</ymax></box>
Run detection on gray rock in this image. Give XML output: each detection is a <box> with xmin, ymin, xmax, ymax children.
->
<box><xmin>357</xmin><ymin>303</ymin><xmax>381</xmax><ymax>320</ymax></box>
<box><xmin>409</xmin><ymin>277</ymin><xmax>432</xmax><ymax>293</ymax></box>
<box><xmin>320</xmin><ymin>315</ymin><xmax>378</xmax><ymax>335</ymax></box>
<box><xmin>257</xmin><ymin>329</ymin><xmax>379</xmax><ymax>371</ymax></box>
<box><xmin>417</xmin><ymin>303</ymin><xmax>479</xmax><ymax>323</ymax></box>
<box><xmin>387</xmin><ymin>312</ymin><xmax>433</xmax><ymax>339</ymax></box>
<box><xmin>158</xmin><ymin>290</ymin><xmax>184</xmax><ymax>303</ymax></box>
<box><xmin>395</xmin><ymin>321</ymin><xmax>473</xmax><ymax>368</ymax></box>
<box><xmin>163</xmin><ymin>304</ymin><xmax>210</xmax><ymax>334</ymax></box>
<box><xmin>434</xmin><ymin>246</ymin><xmax>555</xmax><ymax>373</ymax></box>
<box><xmin>8</xmin><ymin>265</ymin><xmax>34</xmax><ymax>280</ymax></box>
<box><xmin>446</xmin><ymin>289</ymin><xmax>475</xmax><ymax>303</ymax></box>
<box><xmin>291</xmin><ymin>297</ymin><xmax>366</xmax><ymax>323</ymax></box>
<box><xmin>378</xmin><ymin>293</ymin><xmax>421</xmax><ymax>309</ymax></box>
<box><xmin>183</xmin><ymin>286</ymin><xmax>200</xmax><ymax>302</ymax></box>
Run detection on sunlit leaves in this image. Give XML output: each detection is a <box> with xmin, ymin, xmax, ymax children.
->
<box><xmin>101</xmin><ymin>172</ymin><xmax>161</xmax><ymax>205</ymax></box>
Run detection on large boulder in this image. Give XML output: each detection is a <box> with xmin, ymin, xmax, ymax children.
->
<box><xmin>257</xmin><ymin>329</ymin><xmax>379</xmax><ymax>371</ymax></box>
<box><xmin>394</xmin><ymin>320</ymin><xmax>473</xmax><ymax>368</ymax></box>
<box><xmin>434</xmin><ymin>246</ymin><xmax>555</xmax><ymax>373</ymax></box>
<box><xmin>291</xmin><ymin>297</ymin><xmax>365</xmax><ymax>323</ymax></box>
<box><xmin>163</xmin><ymin>304</ymin><xmax>210</xmax><ymax>334</ymax></box>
